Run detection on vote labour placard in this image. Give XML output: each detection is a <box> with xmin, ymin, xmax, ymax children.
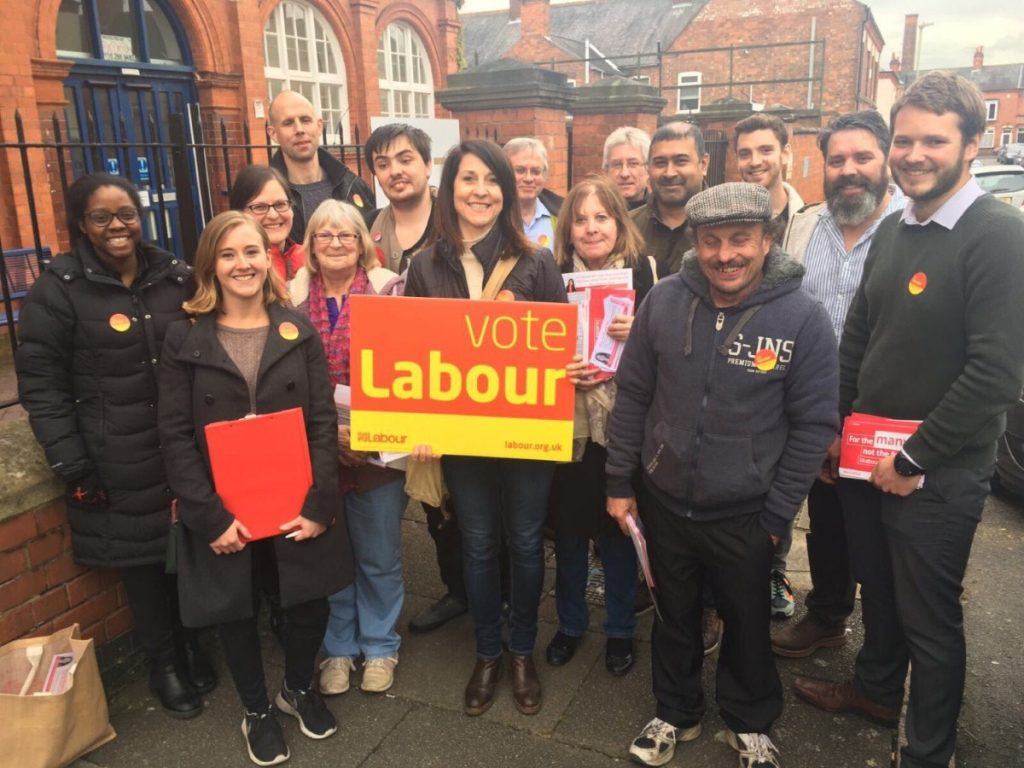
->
<box><xmin>349</xmin><ymin>295</ymin><xmax>577</xmax><ymax>461</ymax></box>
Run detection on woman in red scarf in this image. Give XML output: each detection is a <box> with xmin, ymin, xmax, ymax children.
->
<box><xmin>230</xmin><ymin>165</ymin><xmax>306</xmax><ymax>283</ymax></box>
<box><xmin>289</xmin><ymin>199</ymin><xmax>406</xmax><ymax>697</ymax></box>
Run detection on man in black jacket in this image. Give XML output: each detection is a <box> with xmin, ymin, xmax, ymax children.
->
<box><xmin>268</xmin><ymin>90</ymin><xmax>374</xmax><ymax>242</ymax></box>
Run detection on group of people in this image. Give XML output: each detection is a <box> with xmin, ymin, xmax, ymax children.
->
<box><xmin>13</xmin><ymin>70</ymin><xmax>1024</xmax><ymax>768</ymax></box>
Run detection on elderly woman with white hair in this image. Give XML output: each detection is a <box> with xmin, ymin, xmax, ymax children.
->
<box><xmin>503</xmin><ymin>136</ymin><xmax>561</xmax><ymax>250</ymax></box>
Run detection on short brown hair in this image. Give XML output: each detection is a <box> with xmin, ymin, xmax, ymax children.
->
<box><xmin>183</xmin><ymin>211</ymin><xmax>288</xmax><ymax>315</ymax></box>
<box><xmin>734</xmin><ymin>114</ymin><xmax>789</xmax><ymax>150</ymax></box>
<box><xmin>891</xmin><ymin>71</ymin><xmax>986</xmax><ymax>143</ymax></box>
<box><xmin>554</xmin><ymin>176</ymin><xmax>644</xmax><ymax>267</ymax></box>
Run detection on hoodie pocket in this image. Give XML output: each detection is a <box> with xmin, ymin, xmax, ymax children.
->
<box><xmin>691</xmin><ymin>432</ymin><xmax>763</xmax><ymax>507</ymax></box>
<box><xmin>642</xmin><ymin>421</ymin><xmax>694</xmax><ymax>498</ymax></box>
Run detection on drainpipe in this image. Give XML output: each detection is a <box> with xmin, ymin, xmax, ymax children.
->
<box><xmin>807</xmin><ymin>17</ymin><xmax>816</xmax><ymax>109</ymax></box>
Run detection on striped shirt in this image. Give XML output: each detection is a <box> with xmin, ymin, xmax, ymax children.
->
<box><xmin>802</xmin><ymin>187</ymin><xmax>906</xmax><ymax>340</ymax></box>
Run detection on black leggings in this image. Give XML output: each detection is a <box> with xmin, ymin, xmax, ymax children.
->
<box><xmin>120</xmin><ymin>563</ymin><xmax>185</xmax><ymax>666</ymax></box>
<box><xmin>216</xmin><ymin>539</ymin><xmax>329</xmax><ymax>712</ymax></box>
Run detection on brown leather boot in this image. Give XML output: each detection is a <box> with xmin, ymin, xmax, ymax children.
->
<box><xmin>464</xmin><ymin>657</ymin><xmax>502</xmax><ymax>716</ymax></box>
<box><xmin>793</xmin><ymin>677</ymin><xmax>900</xmax><ymax>727</ymax></box>
<box><xmin>772</xmin><ymin>614</ymin><xmax>848</xmax><ymax>658</ymax></box>
<box><xmin>508</xmin><ymin>654</ymin><xmax>542</xmax><ymax>715</ymax></box>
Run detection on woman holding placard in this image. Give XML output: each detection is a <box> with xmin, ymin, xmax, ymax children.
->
<box><xmin>289</xmin><ymin>199</ymin><xmax>405</xmax><ymax>697</ymax></box>
<box><xmin>159</xmin><ymin>210</ymin><xmax>350</xmax><ymax>766</ymax></box>
<box><xmin>404</xmin><ymin>139</ymin><xmax>566</xmax><ymax>718</ymax></box>
<box><xmin>547</xmin><ymin>176</ymin><xmax>657</xmax><ymax>677</ymax></box>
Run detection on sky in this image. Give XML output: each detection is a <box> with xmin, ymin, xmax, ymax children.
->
<box><xmin>459</xmin><ymin>0</ymin><xmax>1024</xmax><ymax>71</ymax></box>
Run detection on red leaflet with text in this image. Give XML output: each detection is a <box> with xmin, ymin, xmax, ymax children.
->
<box><xmin>839</xmin><ymin>412</ymin><xmax>922</xmax><ymax>480</ymax></box>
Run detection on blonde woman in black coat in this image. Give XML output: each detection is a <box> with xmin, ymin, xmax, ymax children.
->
<box><xmin>158</xmin><ymin>211</ymin><xmax>351</xmax><ymax>766</ymax></box>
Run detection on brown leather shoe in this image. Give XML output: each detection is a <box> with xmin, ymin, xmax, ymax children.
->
<box><xmin>793</xmin><ymin>677</ymin><xmax>899</xmax><ymax>727</ymax></box>
<box><xmin>772</xmin><ymin>615</ymin><xmax>848</xmax><ymax>658</ymax></box>
<box><xmin>508</xmin><ymin>654</ymin><xmax>542</xmax><ymax>715</ymax></box>
<box><xmin>702</xmin><ymin>607</ymin><xmax>723</xmax><ymax>656</ymax></box>
<box><xmin>464</xmin><ymin>657</ymin><xmax>502</xmax><ymax>716</ymax></box>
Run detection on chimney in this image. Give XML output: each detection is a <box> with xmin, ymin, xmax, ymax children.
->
<box><xmin>902</xmin><ymin>14</ymin><xmax>918</xmax><ymax>72</ymax></box>
<box><xmin>973</xmin><ymin>46</ymin><xmax>984</xmax><ymax>70</ymax></box>
<box><xmin>509</xmin><ymin>0</ymin><xmax>521</xmax><ymax>21</ymax></box>
<box><xmin>521</xmin><ymin>0</ymin><xmax>551</xmax><ymax>39</ymax></box>
<box><xmin>889</xmin><ymin>54</ymin><xmax>901</xmax><ymax>74</ymax></box>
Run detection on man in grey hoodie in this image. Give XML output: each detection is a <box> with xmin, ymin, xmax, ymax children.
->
<box><xmin>606</xmin><ymin>183</ymin><xmax>838</xmax><ymax>768</ymax></box>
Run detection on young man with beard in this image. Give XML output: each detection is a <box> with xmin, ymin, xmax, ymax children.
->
<box><xmin>771</xmin><ymin>111</ymin><xmax>905</xmax><ymax>658</ymax></box>
<box><xmin>361</xmin><ymin>124</ymin><xmax>470</xmax><ymax>635</ymax></box>
<box><xmin>631</xmin><ymin>122</ymin><xmax>708</xmax><ymax>278</ymax></box>
<box><xmin>735</xmin><ymin>115</ymin><xmax>804</xmax><ymax>236</ymax></box>
<box><xmin>603</xmin><ymin>126</ymin><xmax>651</xmax><ymax>210</ymax></box>
<box><xmin>609</xmin><ymin>183</ymin><xmax>838</xmax><ymax>768</ymax></box>
<box><xmin>268</xmin><ymin>90</ymin><xmax>375</xmax><ymax>241</ymax></box>
<box><xmin>793</xmin><ymin>72</ymin><xmax>1024</xmax><ymax>768</ymax></box>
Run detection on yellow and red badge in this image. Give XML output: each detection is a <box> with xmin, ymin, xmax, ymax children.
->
<box><xmin>109</xmin><ymin>313</ymin><xmax>131</xmax><ymax>332</ymax></box>
<box><xmin>279</xmin><ymin>321</ymin><xmax>299</xmax><ymax>341</ymax></box>
<box><xmin>496</xmin><ymin>289</ymin><xmax>516</xmax><ymax>302</ymax></box>
<box><xmin>538</xmin><ymin>234</ymin><xmax>550</xmax><ymax>248</ymax></box>
<box><xmin>754</xmin><ymin>348</ymin><xmax>778</xmax><ymax>372</ymax></box>
<box><xmin>352</xmin><ymin>194</ymin><xmax>365</xmax><ymax>209</ymax></box>
<box><xmin>908</xmin><ymin>271</ymin><xmax>927</xmax><ymax>296</ymax></box>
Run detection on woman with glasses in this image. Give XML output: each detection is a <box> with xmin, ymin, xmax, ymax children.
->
<box><xmin>15</xmin><ymin>172</ymin><xmax>213</xmax><ymax>718</ymax></box>
<box><xmin>289</xmin><ymin>199</ymin><xmax>405</xmax><ymax>697</ymax></box>
<box><xmin>230</xmin><ymin>165</ymin><xmax>304</xmax><ymax>283</ymax></box>
<box><xmin>404</xmin><ymin>140</ymin><xmax>567</xmax><ymax>717</ymax></box>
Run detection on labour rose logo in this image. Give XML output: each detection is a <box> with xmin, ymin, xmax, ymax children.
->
<box><xmin>754</xmin><ymin>348</ymin><xmax>778</xmax><ymax>372</ymax></box>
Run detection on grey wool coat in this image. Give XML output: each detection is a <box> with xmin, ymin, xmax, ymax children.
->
<box><xmin>158</xmin><ymin>303</ymin><xmax>352</xmax><ymax>627</ymax></box>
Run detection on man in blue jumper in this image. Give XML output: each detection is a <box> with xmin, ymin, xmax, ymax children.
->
<box><xmin>793</xmin><ymin>71</ymin><xmax>1024</xmax><ymax>768</ymax></box>
<box><xmin>606</xmin><ymin>183</ymin><xmax>838</xmax><ymax>768</ymax></box>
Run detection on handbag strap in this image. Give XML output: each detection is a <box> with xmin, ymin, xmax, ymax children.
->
<box><xmin>480</xmin><ymin>255</ymin><xmax>519</xmax><ymax>301</ymax></box>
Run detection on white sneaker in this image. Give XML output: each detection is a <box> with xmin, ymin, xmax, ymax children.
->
<box><xmin>628</xmin><ymin>717</ymin><xmax>701</xmax><ymax>766</ymax></box>
<box><xmin>728</xmin><ymin>731</ymin><xmax>781</xmax><ymax>768</ymax></box>
<box><xmin>318</xmin><ymin>657</ymin><xmax>356</xmax><ymax>695</ymax></box>
<box><xmin>360</xmin><ymin>656</ymin><xmax>398</xmax><ymax>693</ymax></box>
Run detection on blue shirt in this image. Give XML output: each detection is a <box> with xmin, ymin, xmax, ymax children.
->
<box><xmin>523</xmin><ymin>198</ymin><xmax>555</xmax><ymax>250</ymax></box>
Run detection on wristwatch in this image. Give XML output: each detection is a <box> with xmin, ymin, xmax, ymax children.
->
<box><xmin>893</xmin><ymin>451</ymin><xmax>925</xmax><ymax>477</ymax></box>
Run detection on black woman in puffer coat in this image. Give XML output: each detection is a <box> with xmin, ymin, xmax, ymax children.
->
<box><xmin>15</xmin><ymin>172</ymin><xmax>215</xmax><ymax>718</ymax></box>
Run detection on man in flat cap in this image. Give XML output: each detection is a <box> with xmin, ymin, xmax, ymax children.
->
<box><xmin>605</xmin><ymin>182</ymin><xmax>838</xmax><ymax>768</ymax></box>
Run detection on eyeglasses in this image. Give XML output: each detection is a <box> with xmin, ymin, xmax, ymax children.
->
<box><xmin>313</xmin><ymin>231</ymin><xmax>359</xmax><ymax>245</ymax></box>
<box><xmin>84</xmin><ymin>207</ymin><xmax>140</xmax><ymax>226</ymax></box>
<box><xmin>246</xmin><ymin>200</ymin><xmax>292</xmax><ymax>216</ymax></box>
<box><xmin>606</xmin><ymin>160</ymin><xmax>645</xmax><ymax>172</ymax></box>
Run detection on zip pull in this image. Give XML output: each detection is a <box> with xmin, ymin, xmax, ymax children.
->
<box><xmin>715</xmin><ymin>311</ymin><xmax>725</xmax><ymax>331</ymax></box>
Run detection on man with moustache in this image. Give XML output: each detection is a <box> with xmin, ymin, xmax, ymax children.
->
<box><xmin>603</xmin><ymin>126</ymin><xmax>651</xmax><ymax>210</ymax></box>
<box><xmin>631</xmin><ymin>122</ymin><xmax>708</xmax><ymax>278</ymax></box>
<box><xmin>793</xmin><ymin>72</ymin><xmax>1024</xmax><ymax>768</ymax></box>
<box><xmin>268</xmin><ymin>90</ymin><xmax>375</xmax><ymax>242</ymax></box>
<box><xmin>608</xmin><ymin>183</ymin><xmax>838</xmax><ymax>768</ymax></box>
<box><xmin>771</xmin><ymin>110</ymin><xmax>905</xmax><ymax>658</ymax></box>
<box><xmin>735</xmin><ymin>115</ymin><xmax>804</xmax><ymax>236</ymax></box>
<box><xmin>362</xmin><ymin>124</ymin><xmax>470</xmax><ymax>635</ymax></box>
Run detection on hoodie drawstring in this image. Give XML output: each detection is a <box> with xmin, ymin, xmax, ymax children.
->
<box><xmin>717</xmin><ymin>304</ymin><xmax>763</xmax><ymax>356</ymax></box>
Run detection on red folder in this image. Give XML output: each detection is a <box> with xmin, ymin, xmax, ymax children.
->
<box><xmin>839</xmin><ymin>412</ymin><xmax>922</xmax><ymax>480</ymax></box>
<box><xmin>204</xmin><ymin>408</ymin><xmax>313</xmax><ymax>541</ymax></box>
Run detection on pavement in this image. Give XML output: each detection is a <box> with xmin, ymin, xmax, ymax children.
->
<box><xmin>61</xmin><ymin>491</ymin><xmax>1024</xmax><ymax>768</ymax></box>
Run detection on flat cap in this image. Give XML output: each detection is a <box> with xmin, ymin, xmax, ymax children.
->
<box><xmin>685</xmin><ymin>182</ymin><xmax>771</xmax><ymax>228</ymax></box>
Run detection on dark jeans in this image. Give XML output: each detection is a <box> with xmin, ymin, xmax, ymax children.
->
<box><xmin>838</xmin><ymin>466</ymin><xmax>987</xmax><ymax>768</ymax></box>
<box><xmin>640</xmin><ymin>486</ymin><xmax>782</xmax><ymax>735</ymax></box>
<box><xmin>422</xmin><ymin>501</ymin><xmax>466</xmax><ymax>601</ymax></box>
<box><xmin>121</xmin><ymin>563</ymin><xmax>184</xmax><ymax>666</ymax></box>
<box><xmin>442</xmin><ymin>456</ymin><xmax>554</xmax><ymax>660</ymax></box>
<box><xmin>803</xmin><ymin>479</ymin><xmax>856</xmax><ymax>627</ymax></box>
<box><xmin>554</xmin><ymin>530</ymin><xmax>637</xmax><ymax>639</ymax></box>
<box><xmin>216</xmin><ymin>539</ymin><xmax>330</xmax><ymax>712</ymax></box>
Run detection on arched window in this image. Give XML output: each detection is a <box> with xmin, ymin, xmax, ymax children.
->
<box><xmin>56</xmin><ymin>0</ymin><xmax>185</xmax><ymax>64</ymax></box>
<box><xmin>264</xmin><ymin>1</ymin><xmax>349</xmax><ymax>144</ymax></box>
<box><xmin>377</xmin><ymin>23</ymin><xmax>434</xmax><ymax>119</ymax></box>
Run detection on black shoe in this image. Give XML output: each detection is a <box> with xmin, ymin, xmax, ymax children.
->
<box><xmin>241</xmin><ymin>706</ymin><xmax>289</xmax><ymax>766</ymax></box>
<box><xmin>605</xmin><ymin>637</ymin><xmax>635</xmax><ymax>676</ymax></box>
<box><xmin>179</xmin><ymin>636</ymin><xmax>218</xmax><ymax>695</ymax></box>
<box><xmin>149</xmin><ymin>662</ymin><xmax>202</xmax><ymax>719</ymax></box>
<box><xmin>545</xmin><ymin>631</ymin><xmax>580</xmax><ymax>667</ymax></box>
<box><xmin>275</xmin><ymin>685</ymin><xmax>337</xmax><ymax>739</ymax></box>
<box><xmin>409</xmin><ymin>593</ymin><xmax>468</xmax><ymax>634</ymax></box>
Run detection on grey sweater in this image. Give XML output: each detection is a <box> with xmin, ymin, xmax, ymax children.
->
<box><xmin>605</xmin><ymin>246</ymin><xmax>839</xmax><ymax>537</ymax></box>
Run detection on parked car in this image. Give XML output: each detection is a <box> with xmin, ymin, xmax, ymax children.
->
<box><xmin>994</xmin><ymin>394</ymin><xmax>1024</xmax><ymax>503</ymax></box>
<box><xmin>973</xmin><ymin>164</ymin><xmax>1024</xmax><ymax>208</ymax></box>
<box><xmin>996</xmin><ymin>143</ymin><xmax>1024</xmax><ymax>166</ymax></box>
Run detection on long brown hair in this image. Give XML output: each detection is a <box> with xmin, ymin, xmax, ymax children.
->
<box><xmin>431</xmin><ymin>139</ymin><xmax>534</xmax><ymax>260</ymax></box>
<box><xmin>183</xmin><ymin>211</ymin><xmax>289</xmax><ymax>315</ymax></box>
<box><xmin>554</xmin><ymin>175</ymin><xmax>644</xmax><ymax>267</ymax></box>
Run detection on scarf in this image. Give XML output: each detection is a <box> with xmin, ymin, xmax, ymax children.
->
<box><xmin>307</xmin><ymin>266</ymin><xmax>370</xmax><ymax>386</ymax></box>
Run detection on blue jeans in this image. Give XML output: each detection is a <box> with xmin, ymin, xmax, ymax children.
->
<box><xmin>442</xmin><ymin>456</ymin><xmax>555</xmax><ymax>660</ymax></box>
<box><xmin>323</xmin><ymin>478</ymin><xmax>407</xmax><ymax>660</ymax></box>
<box><xmin>554</xmin><ymin>531</ymin><xmax>637</xmax><ymax>640</ymax></box>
